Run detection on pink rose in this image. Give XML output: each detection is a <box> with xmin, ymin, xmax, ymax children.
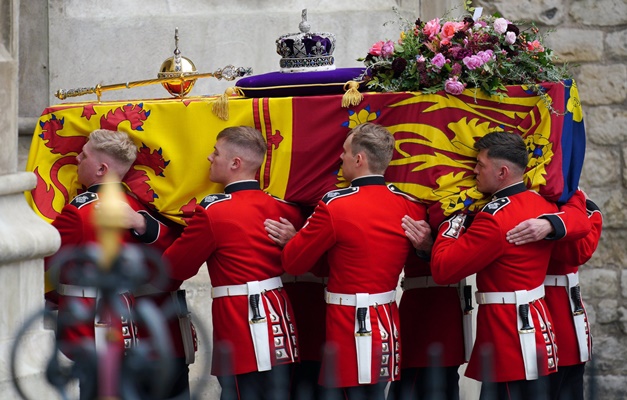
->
<box><xmin>368</xmin><ymin>41</ymin><xmax>385</xmax><ymax>56</ymax></box>
<box><xmin>431</xmin><ymin>53</ymin><xmax>446</xmax><ymax>69</ymax></box>
<box><xmin>381</xmin><ymin>40</ymin><xmax>396</xmax><ymax>58</ymax></box>
<box><xmin>416</xmin><ymin>55</ymin><xmax>426</xmax><ymax>63</ymax></box>
<box><xmin>476</xmin><ymin>50</ymin><xmax>494</xmax><ymax>63</ymax></box>
<box><xmin>505</xmin><ymin>31</ymin><xmax>516</xmax><ymax>45</ymax></box>
<box><xmin>423</xmin><ymin>18</ymin><xmax>441</xmax><ymax>39</ymax></box>
<box><xmin>463</xmin><ymin>55</ymin><xmax>483</xmax><ymax>70</ymax></box>
<box><xmin>445</xmin><ymin>77</ymin><xmax>466</xmax><ymax>95</ymax></box>
<box><xmin>493</xmin><ymin>18</ymin><xmax>508</xmax><ymax>34</ymax></box>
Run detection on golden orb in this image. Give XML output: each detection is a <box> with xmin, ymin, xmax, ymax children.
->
<box><xmin>158</xmin><ymin>28</ymin><xmax>198</xmax><ymax>97</ymax></box>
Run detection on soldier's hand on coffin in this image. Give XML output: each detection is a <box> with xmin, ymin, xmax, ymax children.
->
<box><xmin>264</xmin><ymin>217</ymin><xmax>297</xmax><ymax>248</ymax></box>
<box><xmin>506</xmin><ymin>217</ymin><xmax>553</xmax><ymax>245</ymax></box>
<box><xmin>402</xmin><ymin>215</ymin><xmax>433</xmax><ymax>252</ymax></box>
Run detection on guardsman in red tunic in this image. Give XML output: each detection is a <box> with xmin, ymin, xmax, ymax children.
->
<box><xmin>506</xmin><ymin>190</ymin><xmax>602</xmax><ymax>400</ymax></box>
<box><xmin>122</xmin><ymin>210</ymin><xmax>197</xmax><ymax>399</ymax></box>
<box><xmin>430</xmin><ymin>132</ymin><xmax>587</xmax><ymax>400</ymax></box>
<box><xmin>265</xmin><ymin>123</ymin><xmax>427</xmax><ymax>400</ymax></box>
<box><xmin>162</xmin><ymin>126</ymin><xmax>303</xmax><ymax>400</ymax></box>
<box><xmin>46</xmin><ymin>129</ymin><xmax>181</xmax><ymax>399</ymax></box>
<box><xmin>280</xmin><ymin>257</ymin><xmax>329</xmax><ymax>400</ymax></box>
<box><xmin>391</xmin><ymin>248</ymin><xmax>468</xmax><ymax>400</ymax></box>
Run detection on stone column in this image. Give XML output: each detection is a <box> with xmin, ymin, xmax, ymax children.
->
<box><xmin>0</xmin><ymin>0</ymin><xmax>61</xmax><ymax>398</ymax></box>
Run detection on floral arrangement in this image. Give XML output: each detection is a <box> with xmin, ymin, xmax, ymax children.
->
<box><xmin>360</xmin><ymin>6</ymin><xmax>571</xmax><ymax>100</ymax></box>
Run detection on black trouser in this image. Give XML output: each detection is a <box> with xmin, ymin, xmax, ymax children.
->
<box><xmin>218</xmin><ymin>364</ymin><xmax>292</xmax><ymax>400</ymax></box>
<box><xmin>549</xmin><ymin>364</ymin><xmax>585</xmax><ymax>400</ymax></box>
<box><xmin>323</xmin><ymin>381</ymin><xmax>388</xmax><ymax>400</ymax></box>
<box><xmin>480</xmin><ymin>375</ymin><xmax>549</xmax><ymax>400</ymax></box>
<box><xmin>290</xmin><ymin>360</ymin><xmax>331</xmax><ymax>400</ymax></box>
<box><xmin>131</xmin><ymin>356</ymin><xmax>190</xmax><ymax>399</ymax></box>
<box><xmin>388</xmin><ymin>366</ymin><xmax>460</xmax><ymax>400</ymax></box>
<box><xmin>164</xmin><ymin>357</ymin><xmax>191</xmax><ymax>399</ymax></box>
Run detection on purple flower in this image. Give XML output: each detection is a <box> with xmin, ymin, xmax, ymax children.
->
<box><xmin>451</xmin><ymin>62</ymin><xmax>463</xmax><ymax>76</ymax></box>
<box><xmin>450</xmin><ymin>46</ymin><xmax>472</xmax><ymax>60</ymax></box>
<box><xmin>444</xmin><ymin>77</ymin><xmax>465</xmax><ymax>95</ymax></box>
<box><xmin>381</xmin><ymin>40</ymin><xmax>396</xmax><ymax>58</ymax></box>
<box><xmin>392</xmin><ymin>57</ymin><xmax>408</xmax><ymax>77</ymax></box>
<box><xmin>431</xmin><ymin>53</ymin><xmax>446</xmax><ymax>69</ymax></box>
<box><xmin>506</xmin><ymin>23</ymin><xmax>520</xmax><ymax>36</ymax></box>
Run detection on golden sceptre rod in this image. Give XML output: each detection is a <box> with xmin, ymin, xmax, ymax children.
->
<box><xmin>55</xmin><ymin>65</ymin><xmax>253</xmax><ymax>101</ymax></box>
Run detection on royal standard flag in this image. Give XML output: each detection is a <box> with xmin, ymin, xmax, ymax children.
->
<box><xmin>26</xmin><ymin>80</ymin><xmax>585</xmax><ymax>229</ymax></box>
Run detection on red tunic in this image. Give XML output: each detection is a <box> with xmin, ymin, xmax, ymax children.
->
<box><xmin>545</xmin><ymin>196</ymin><xmax>602</xmax><ymax>366</ymax></box>
<box><xmin>399</xmin><ymin>255</ymin><xmax>466</xmax><ymax>368</ymax></box>
<box><xmin>432</xmin><ymin>182</ymin><xmax>564</xmax><ymax>382</ymax></box>
<box><xmin>282</xmin><ymin>176</ymin><xmax>427</xmax><ymax>388</ymax></box>
<box><xmin>48</xmin><ymin>183</ymin><xmax>179</xmax><ymax>360</ymax></box>
<box><xmin>162</xmin><ymin>180</ymin><xmax>304</xmax><ymax>376</ymax></box>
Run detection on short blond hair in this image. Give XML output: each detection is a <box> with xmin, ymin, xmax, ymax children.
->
<box><xmin>216</xmin><ymin>126</ymin><xmax>267</xmax><ymax>169</ymax></box>
<box><xmin>88</xmin><ymin>129</ymin><xmax>138</xmax><ymax>166</ymax></box>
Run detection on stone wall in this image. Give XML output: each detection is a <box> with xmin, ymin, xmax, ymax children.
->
<box><xmin>0</xmin><ymin>0</ymin><xmax>62</xmax><ymax>399</ymax></box>
<box><xmin>477</xmin><ymin>0</ymin><xmax>627</xmax><ymax>398</ymax></box>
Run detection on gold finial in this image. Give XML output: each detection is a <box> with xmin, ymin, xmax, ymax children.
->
<box><xmin>94</xmin><ymin>173</ymin><xmax>127</xmax><ymax>270</ymax></box>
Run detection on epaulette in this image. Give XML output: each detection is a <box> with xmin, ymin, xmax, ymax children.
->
<box><xmin>70</xmin><ymin>192</ymin><xmax>98</xmax><ymax>209</ymax></box>
<box><xmin>321</xmin><ymin>187</ymin><xmax>358</xmax><ymax>204</ymax></box>
<box><xmin>387</xmin><ymin>184</ymin><xmax>420</xmax><ymax>202</ymax></box>
<box><xmin>199</xmin><ymin>193</ymin><xmax>231</xmax><ymax>209</ymax></box>
<box><xmin>481</xmin><ymin>197</ymin><xmax>510</xmax><ymax>215</ymax></box>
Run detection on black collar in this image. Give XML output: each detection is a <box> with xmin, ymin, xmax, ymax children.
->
<box><xmin>224</xmin><ymin>180</ymin><xmax>261</xmax><ymax>194</ymax></box>
<box><xmin>351</xmin><ymin>175</ymin><xmax>386</xmax><ymax>187</ymax></box>
<box><xmin>492</xmin><ymin>182</ymin><xmax>527</xmax><ymax>200</ymax></box>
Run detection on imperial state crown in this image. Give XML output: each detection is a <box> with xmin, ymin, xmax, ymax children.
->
<box><xmin>275</xmin><ymin>9</ymin><xmax>336</xmax><ymax>73</ymax></box>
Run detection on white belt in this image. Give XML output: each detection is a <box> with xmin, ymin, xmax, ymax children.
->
<box><xmin>281</xmin><ymin>273</ymin><xmax>328</xmax><ymax>285</ymax></box>
<box><xmin>402</xmin><ymin>276</ymin><xmax>459</xmax><ymax>291</ymax></box>
<box><xmin>325</xmin><ymin>289</ymin><xmax>396</xmax><ymax>306</ymax></box>
<box><xmin>211</xmin><ymin>276</ymin><xmax>282</xmax><ymax>298</ymax></box>
<box><xmin>57</xmin><ymin>284</ymin><xmax>98</xmax><ymax>298</ymax></box>
<box><xmin>476</xmin><ymin>285</ymin><xmax>545</xmax><ymax>380</ymax></box>
<box><xmin>544</xmin><ymin>274</ymin><xmax>572</xmax><ymax>287</ymax></box>
<box><xmin>475</xmin><ymin>285</ymin><xmax>545</xmax><ymax>305</ymax></box>
<box><xmin>545</xmin><ymin>272</ymin><xmax>590</xmax><ymax>362</ymax></box>
<box><xmin>211</xmin><ymin>277</ymin><xmax>282</xmax><ymax>371</ymax></box>
<box><xmin>325</xmin><ymin>289</ymin><xmax>396</xmax><ymax>384</ymax></box>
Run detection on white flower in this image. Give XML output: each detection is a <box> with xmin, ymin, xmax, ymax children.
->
<box><xmin>505</xmin><ymin>31</ymin><xmax>516</xmax><ymax>45</ymax></box>
<box><xmin>493</xmin><ymin>18</ymin><xmax>508</xmax><ymax>34</ymax></box>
